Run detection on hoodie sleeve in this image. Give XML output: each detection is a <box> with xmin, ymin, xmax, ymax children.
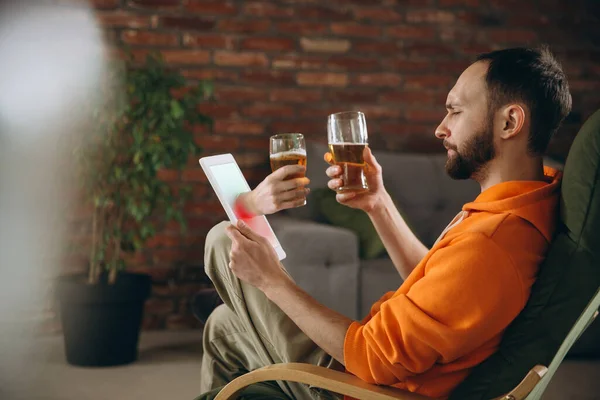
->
<box><xmin>343</xmin><ymin>233</ymin><xmax>527</xmax><ymax>385</ymax></box>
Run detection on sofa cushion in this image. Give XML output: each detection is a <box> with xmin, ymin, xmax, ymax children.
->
<box><xmin>451</xmin><ymin>109</ymin><xmax>600</xmax><ymax>399</ymax></box>
<box><xmin>312</xmin><ymin>188</ymin><xmax>386</xmax><ymax>259</ymax></box>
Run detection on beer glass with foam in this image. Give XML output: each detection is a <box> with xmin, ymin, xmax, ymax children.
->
<box><xmin>270</xmin><ymin>133</ymin><xmax>307</xmax><ymax>205</ymax></box>
<box><xmin>327</xmin><ymin>111</ymin><xmax>369</xmax><ymax>193</ymax></box>
<box><xmin>269</xmin><ymin>133</ymin><xmax>307</xmax><ymax>172</ymax></box>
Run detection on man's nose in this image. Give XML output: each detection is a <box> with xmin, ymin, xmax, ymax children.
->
<box><xmin>435</xmin><ymin>117</ymin><xmax>450</xmax><ymax>139</ymax></box>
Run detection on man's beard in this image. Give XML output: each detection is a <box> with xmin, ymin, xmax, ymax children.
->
<box><xmin>445</xmin><ymin>120</ymin><xmax>496</xmax><ymax>180</ymax></box>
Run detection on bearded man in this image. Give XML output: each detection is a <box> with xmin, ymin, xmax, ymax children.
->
<box><xmin>196</xmin><ymin>46</ymin><xmax>572</xmax><ymax>400</ymax></box>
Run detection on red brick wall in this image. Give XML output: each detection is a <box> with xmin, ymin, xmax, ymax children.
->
<box><xmin>60</xmin><ymin>0</ymin><xmax>599</xmax><ymax>330</ymax></box>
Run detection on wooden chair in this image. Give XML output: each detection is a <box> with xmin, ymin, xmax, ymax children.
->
<box><xmin>214</xmin><ymin>108</ymin><xmax>600</xmax><ymax>400</ymax></box>
<box><xmin>215</xmin><ymin>289</ymin><xmax>599</xmax><ymax>400</ymax></box>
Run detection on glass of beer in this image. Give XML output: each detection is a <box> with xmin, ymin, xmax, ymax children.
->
<box><xmin>327</xmin><ymin>111</ymin><xmax>369</xmax><ymax>193</ymax></box>
<box><xmin>269</xmin><ymin>133</ymin><xmax>307</xmax><ymax>172</ymax></box>
<box><xmin>270</xmin><ymin>133</ymin><xmax>307</xmax><ymax>204</ymax></box>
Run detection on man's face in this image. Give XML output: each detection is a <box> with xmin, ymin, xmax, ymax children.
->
<box><xmin>435</xmin><ymin>61</ymin><xmax>496</xmax><ymax>180</ymax></box>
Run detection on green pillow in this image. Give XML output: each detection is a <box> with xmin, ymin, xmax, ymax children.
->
<box><xmin>451</xmin><ymin>109</ymin><xmax>600</xmax><ymax>399</ymax></box>
<box><xmin>312</xmin><ymin>188</ymin><xmax>387</xmax><ymax>259</ymax></box>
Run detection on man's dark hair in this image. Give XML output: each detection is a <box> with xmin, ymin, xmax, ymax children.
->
<box><xmin>476</xmin><ymin>46</ymin><xmax>572</xmax><ymax>156</ymax></box>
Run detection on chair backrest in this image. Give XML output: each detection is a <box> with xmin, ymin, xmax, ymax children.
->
<box><xmin>526</xmin><ymin>287</ymin><xmax>600</xmax><ymax>399</ymax></box>
<box><xmin>450</xmin><ymin>109</ymin><xmax>600</xmax><ymax>400</ymax></box>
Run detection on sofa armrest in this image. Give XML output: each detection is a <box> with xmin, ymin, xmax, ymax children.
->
<box><xmin>269</xmin><ymin>216</ymin><xmax>359</xmax><ymax>267</ymax></box>
<box><xmin>268</xmin><ymin>216</ymin><xmax>360</xmax><ymax>320</ymax></box>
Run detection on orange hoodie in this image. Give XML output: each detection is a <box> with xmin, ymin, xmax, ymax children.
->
<box><xmin>343</xmin><ymin>167</ymin><xmax>561</xmax><ymax>399</ymax></box>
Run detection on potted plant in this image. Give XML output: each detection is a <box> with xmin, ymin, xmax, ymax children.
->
<box><xmin>57</xmin><ymin>53</ymin><xmax>212</xmax><ymax>367</ymax></box>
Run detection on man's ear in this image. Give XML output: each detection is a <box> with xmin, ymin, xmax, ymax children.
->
<box><xmin>499</xmin><ymin>104</ymin><xmax>526</xmax><ymax>139</ymax></box>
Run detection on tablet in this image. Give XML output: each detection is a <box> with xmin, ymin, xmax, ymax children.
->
<box><xmin>199</xmin><ymin>154</ymin><xmax>286</xmax><ymax>260</ymax></box>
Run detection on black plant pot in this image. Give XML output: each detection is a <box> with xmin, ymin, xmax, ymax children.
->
<box><xmin>56</xmin><ymin>272</ymin><xmax>152</xmax><ymax>367</ymax></box>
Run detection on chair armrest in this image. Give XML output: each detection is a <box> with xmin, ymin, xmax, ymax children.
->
<box><xmin>213</xmin><ymin>363</ymin><xmax>431</xmax><ymax>400</ymax></box>
<box><xmin>495</xmin><ymin>365</ymin><xmax>547</xmax><ymax>400</ymax></box>
<box><xmin>213</xmin><ymin>363</ymin><xmax>548</xmax><ymax>400</ymax></box>
<box><xmin>268</xmin><ymin>216</ymin><xmax>361</xmax><ymax>319</ymax></box>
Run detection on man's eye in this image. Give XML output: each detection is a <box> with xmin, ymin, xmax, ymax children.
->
<box><xmin>452</xmin><ymin>111</ymin><xmax>461</xmax><ymax>116</ymax></box>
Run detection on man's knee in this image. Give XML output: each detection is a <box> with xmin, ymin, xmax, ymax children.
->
<box><xmin>206</xmin><ymin>221</ymin><xmax>231</xmax><ymax>251</ymax></box>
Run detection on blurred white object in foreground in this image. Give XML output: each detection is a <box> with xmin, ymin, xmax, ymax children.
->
<box><xmin>0</xmin><ymin>1</ymin><xmax>108</xmax><ymax>398</ymax></box>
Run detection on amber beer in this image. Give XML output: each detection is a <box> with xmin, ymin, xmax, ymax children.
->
<box><xmin>270</xmin><ymin>150</ymin><xmax>307</xmax><ymax>176</ymax></box>
<box><xmin>328</xmin><ymin>143</ymin><xmax>368</xmax><ymax>192</ymax></box>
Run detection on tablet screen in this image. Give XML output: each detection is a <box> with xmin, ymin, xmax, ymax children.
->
<box><xmin>208</xmin><ymin>163</ymin><xmax>280</xmax><ymax>249</ymax></box>
<box><xmin>210</xmin><ymin>163</ymin><xmax>250</xmax><ymax>207</ymax></box>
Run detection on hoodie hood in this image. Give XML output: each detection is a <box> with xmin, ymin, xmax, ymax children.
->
<box><xmin>462</xmin><ymin>166</ymin><xmax>562</xmax><ymax>242</ymax></box>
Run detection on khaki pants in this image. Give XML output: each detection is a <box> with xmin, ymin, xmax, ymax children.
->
<box><xmin>199</xmin><ymin>222</ymin><xmax>344</xmax><ymax>400</ymax></box>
